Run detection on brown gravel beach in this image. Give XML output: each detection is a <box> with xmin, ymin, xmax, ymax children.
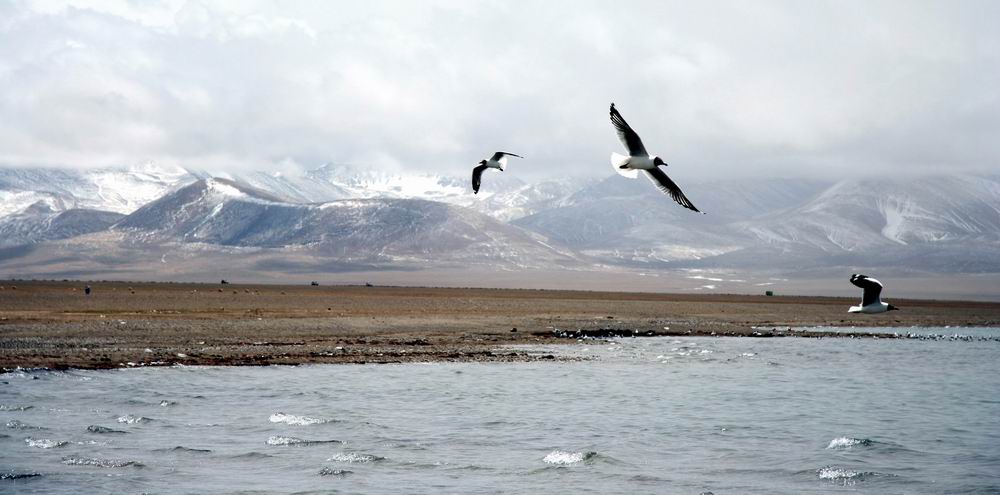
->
<box><xmin>2</xmin><ymin>280</ymin><xmax>999</xmax><ymax>370</ymax></box>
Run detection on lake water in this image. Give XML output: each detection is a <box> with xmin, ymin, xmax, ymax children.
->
<box><xmin>3</xmin><ymin>328</ymin><xmax>1000</xmax><ymax>494</ymax></box>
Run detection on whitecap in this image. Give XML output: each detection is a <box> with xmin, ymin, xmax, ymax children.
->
<box><xmin>327</xmin><ymin>452</ymin><xmax>384</xmax><ymax>463</ymax></box>
<box><xmin>0</xmin><ymin>471</ymin><xmax>41</xmax><ymax>480</ymax></box>
<box><xmin>61</xmin><ymin>456</ymin><xmax>143</xmax><ymax>468</ymax></box>
<box><xmin>826</xmin><ymin>437</ymin><xmax>872</xmax><ymax>449</ymax></box>
<box><xmin>87</xmin><ymin>425</ymin><xmax>127</xmax><ymax>434</ymax></box>
<box><xmin>542</xmin><ymin>450</ymin><xmax>595</xmax><ymax>465</ymax></box>
<box><xmin>5</xmin><ymin>419</ymin><xmax>42</xmax><ymax>430</ymax></box>
<box><xmin>318</xmin><ymin>467</ymin><xmax>353</xmax><ymax>476</ymax></box>
<box><xmin>0</xmin><ymin>404</ymin><xmax>32</xmax><ymax>411</ymax></box>
<box><xmin>25</xmin><ymin>438</ymin><xmax>67</xmax><ymax>449</ymax></box>
<box><xmin>266</xmin><ymin>435</ymin><xmax>341</xmax><ymax>446</ymax></box>
<box><xmin>116</xmin><ymin>415</ymin><xmax>151</xmax><ymax>424</ymax></box>
<box><xmin>816</xmin><ymin>466</ymin><xmax>891</xmax><ymax>485</ymax></box>
<box><xmin>269</xmin><ymin>412</ymin><xmax>332</xmax><ymax>426</ymax></box>
<box><xmin>159</xmin><ymin>400</ymin><xmax>177</xmax><ymax>407</ymax></box>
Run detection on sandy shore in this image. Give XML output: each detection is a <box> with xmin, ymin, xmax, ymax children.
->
<box><xmin>2</xmin><ymin>280</ymin><xmax>999</xmax><ymax>370</ymax></box>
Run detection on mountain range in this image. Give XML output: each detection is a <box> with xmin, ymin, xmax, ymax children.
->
<box><xmin>1</xmin><ymin>163</ymin><xmax>998</xmax><ymax>297</ymax></box>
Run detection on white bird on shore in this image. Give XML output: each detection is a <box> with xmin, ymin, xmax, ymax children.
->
<box><xmin>848</xmin><ymin>274</ymin><xmax>899</xmax><ymax>313</ymax></box>
<box><xmin>609</xmin><ymin>103</ymin><xmax>702</xmax><ymax>213</ymax></box>
<box><xmin>472</xmin><ymin>151</ymin><xmax>522</xmax><ymax>194</ymax></box>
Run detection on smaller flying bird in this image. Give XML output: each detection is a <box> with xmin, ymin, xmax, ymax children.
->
<box><xmin>472</xmin><ymin>151</ymin><xmax>522</xmax><ymax>194</ymax></box>
<box><xmin>848</xmin><ymin>274</ymin><xmax>899</xmax><ymax>313</ymax></box>
<box><xmin>609</xmin><ymin>103</ymin><xmax>702</xmax><ymax>213</ymax></box>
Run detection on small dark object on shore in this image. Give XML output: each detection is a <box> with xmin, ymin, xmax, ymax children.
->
<box><xmin>365</xmin><ymin>282</ymin><xmax>374</xmax><ymax>287</ymax></box>
<box><xmin>221</xmin><ymin>279</ymin><xmax>229</xmax><ymax>284</ymax></box>
<box><xmin>311</xmin><ymin>281</ymin><xmax>319</xmax><ymax>286</ymax></box>
<box><xmin>84</xmin><ymin>285</ymin><xmax>91</xmax><ymax>295</ymax></box>
<box><xmin>511</xmin><ymin>327</ymin><xmax>517</xmax><ymax>332</ymax></box>
<box><xmin>765</xmin><ymin>290</ymin><xmax>774</xmax><ymax>296</ymax></box>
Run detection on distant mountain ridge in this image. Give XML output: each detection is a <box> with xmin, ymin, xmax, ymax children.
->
<box><xmin>0</xmin><ymin>163</ymin><xmax>590</xmax><ymax>223</ymax></box>
<box><xmin>111</xmin><ymin>178</ymin><xmax>578</xmax><ymax>269</ymax></box>
<box><xmin>1</xmin><ymin>163</ymin><xmax>999</xmax><ymax>278</ymax></box>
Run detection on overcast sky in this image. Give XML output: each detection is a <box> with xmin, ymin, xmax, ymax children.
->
<box><xmin>1</xmin><ymin>0</ymin><xmax>998</xmax><ymax>180</ymax></box>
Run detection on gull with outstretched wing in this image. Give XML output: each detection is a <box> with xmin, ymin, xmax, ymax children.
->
<box><xmin>608</xmin><ymin>103</ymin><xmax>702</xmax><ymax>213</ymax></box>
<box><xmin>472</xmin><ymin>151</ymin><xmax>522</xmax><ymax>194</ymax></box>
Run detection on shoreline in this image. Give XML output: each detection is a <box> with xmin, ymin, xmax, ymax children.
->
<box><xmin>3</xmin><ymin>281</ymin><xmax>999</xmax><ymax>371</ymax></box>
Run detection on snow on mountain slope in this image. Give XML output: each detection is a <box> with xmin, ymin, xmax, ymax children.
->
<box><xmin>0</xmin><ymin>163</ymin><xmax>195</xmax><ymax>216</ymax></box>
<box><xmin>0</xmin><ymin>163</ymin><xmax>591</xmax><ymax>223</ymax></box>
<box><xmin>746</xmin><ymin>174</ymin><xmax>1000</xmax><ymax>252</ymax></box>
<box><xmin>514</xmin><ymin>175</ymin><xmax>830</xmax><ymax>263</ymax></box>
<box><xmin>0</xmin><ymin>201</ymin><xmax>124</xmax><ymax>248</ymax></box>
<box><xmin>292</xmin><ymin>163</ymin><xmax>589</xmax><ymax>221</ymax></box>
<box><xmin>113</xmin><ymin>178</ymin><xmax>579</xmax><ymax>268</ymax></box>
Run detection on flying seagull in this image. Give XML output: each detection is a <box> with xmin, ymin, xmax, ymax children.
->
<box><xmin>848</xmin><ymin>274</ymin><xmax>899</xmax><ymax>313</ymax></box>
<box><xmin>472</xmin><ymin>151</ymin><xmax>522</xmax><ymax>194</ymax></box>
<box><xmin>609</xmin><ymin>103</ymin><xmax>702</xmax><ymax>213</ymax></box>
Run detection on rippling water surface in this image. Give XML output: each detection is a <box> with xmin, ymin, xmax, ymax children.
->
<box><xmin>3</xmin><ymin>328</ymin><xmax>999</xmax><ymax>494</ymax></box>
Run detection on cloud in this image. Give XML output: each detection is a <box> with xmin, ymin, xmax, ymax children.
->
<box><xmin>1</xmin><ymin>0</ymin><xmax>998</xmax><ymax>180</ymax></box>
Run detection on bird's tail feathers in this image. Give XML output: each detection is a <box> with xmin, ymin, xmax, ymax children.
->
<box><xmin>611</xmin><ymin>153</ymin><xmax>638</xmax><ymax>178</ymax></box>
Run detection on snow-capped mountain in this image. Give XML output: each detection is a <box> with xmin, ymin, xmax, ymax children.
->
<box><xmin>513</xmin><ymin>175</ymin><xmax>831</xmax><ymax>264</ymax></box>
<box><xmin>0</xmin><ymin>163</ymin><xmax>195</xmax><ymax>216</ymax></box>
<box><xmin>0</xmin><ymin>163</ymin><xmax>591</xmax><ymax>223</ymax></box>
<box><xmin>2</xmin><ymin>162</ymin><xmax>999</xmax><ymax>278</ymax></box>
<box><xmin>113</xmin><ymin>178</ymin><xmax>578</xmax><ymax>268</ymax></box>
<box><xmin>0</xmin><ymin>202</ymin><xmax>124</xmax><ymax>248</ymax></box>
<box><xmin>224</xmin><ymin>163</ymin><xmax>593</xmax><ymax>222</ymax></box>
<box><xmin>744</xmin><ymin>174</ymin><xmax>1000</xmax><ymax>251</ymax></box>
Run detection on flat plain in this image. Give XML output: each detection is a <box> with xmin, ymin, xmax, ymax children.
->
<box><xmin>2</xmin><ymin>280</ymin><xmax>999</xmax><ymax>370</ymax></box>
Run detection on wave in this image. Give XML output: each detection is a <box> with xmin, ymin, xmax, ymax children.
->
<box><xmin>61</xmin><ymin>456</ymin><xmax>144</xmax><ymax>468</ymax></box>
<box><xmin>327</xmin><ymin>452</ymin><xmax>385</xmax><ymax>463</ymax></box>
<box><xmin>87</xmin><ymin>425</ymin><xmax>127</xmax><ymax>434</ymax></box>
<box><xmin>0</xmin><ymin>471</ymin><xmax>42</xmax><ymax>480</ymax></box>
<box><xmin>318</xmin><ymin>467</ymin><xmax>354</xmax><ymax>476</ymax></box>
<box><xmin>265</xmin><ymin>436</ymin><xmax>341</xmax><ymax>446</ymax></box>
<box><xmin>116</xmin><ymin>415</ymin><xmax>152</xmax><ymax>424</ymax></box>
<box><xmin>25</xmin><ymin>438</ymin><xmax>67</xmax><ymax>449</ymax></box>
<box><xmin>230</xmin><ymin>451</ymin><xmax>273</xmax><ymax>459</ymax></box>
<box><xmin>269</xmin><ymin>412</ymin><xmax>334</xmax><ymax>426</ymax></box>
<box><xmin>826</xmin><ymin>437</ymin><xmax>873</xmax><ymax>449</ymax></box>
<box><xmin>154</xmin><ymin>446</ymin><xmax>212</xmax><ymax>453</ymax></box>
<box><xmin>159</xmin><ymin>400</ymin><xmax>177</xmax><ymax>407</ymax></box>
<box><xmin>5</xmin><ymin>420</ymin><xmax>43</xmax><ymax>430</ymax></box>
<box><xmin>0</xmin><ymin>404</ymin><xmax>33</xmax><ymax>411</ymax></box>
<box><xmin>542</xmin><ymin>450</ymin><xmax>597</xmax><ymax>465</ymax></box>
<box><xmin>817</xmin><ymin>466</ymin><xmax>894</xmax><ymax>485</ymax></box>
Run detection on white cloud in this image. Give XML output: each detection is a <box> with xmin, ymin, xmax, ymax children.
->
<box><xmin>1</xmin><ymin>0</ymin><xmax>998</xmax><ymax>180</ymax></box>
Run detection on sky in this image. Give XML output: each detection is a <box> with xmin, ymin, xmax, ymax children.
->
<box><xmin>1</xmin><ymin>0</ymin><xmax>998</xmax><ymax>180</ymax></box>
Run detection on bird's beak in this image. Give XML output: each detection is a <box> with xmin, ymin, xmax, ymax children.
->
<box><xmin>499</xmin><ymin>166</ymin><xmax>504</xmax><ymax>171</ymax></box>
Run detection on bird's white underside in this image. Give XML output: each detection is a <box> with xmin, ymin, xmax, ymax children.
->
<box><xmin>610</xmin><ymin>153</ymin><xmax>638</xmax><ymax>178</ymax></box>
<box><xmin>848</xmin><ymin>302</ymin><xmax>891</xmax><ymax>313</ymax></box>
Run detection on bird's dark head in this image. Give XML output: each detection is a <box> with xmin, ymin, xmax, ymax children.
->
<box><xmin>653</xmin><ymin>156</ymin><xmax>667</xmax><ymax>167</ymax></box>
<box><xmin>887</xmin><ymin>304</ymin><xmax>900</xmax><ymax>311</ymax></box>
<box><xmin>478</xmin><ymin>159</ymin><xmax>487</xmax><ymax>165</ymax></box>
